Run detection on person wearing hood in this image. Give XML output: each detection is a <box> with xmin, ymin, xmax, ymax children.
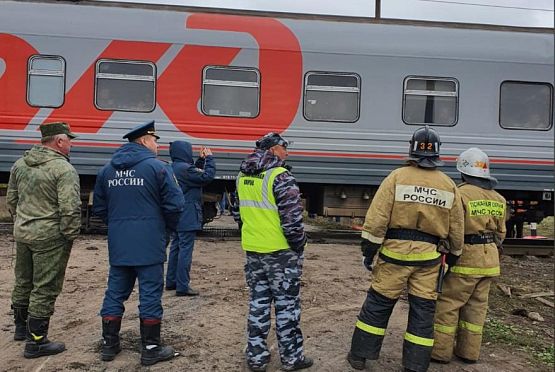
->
<box><xmin>234</xmin><ymin>132</ymin><xmax>312</xmax><ymax>372</ymax></box>
<box><xmin>92</xmin><ymin>120</ymin><xmax>184</xmax><ymax>366</ymax></box>
<box><xmin>431</xmin><ymin>148</ymin><xmax>506</xmax><ymax>365</ymax></box>
<box><xmin>7</xmin><ymin>122</ymin><xmax>81</xmax><ymax>359</ymax></box>
<box><xmin>165</xmin><ymin>141</ymin><xmax>216</xmax><ymax>296</ymax></box>
<box><xmin>347</xmin><ymin>126</ymin><xmax>464</xmax><ymax>372</ymax></box>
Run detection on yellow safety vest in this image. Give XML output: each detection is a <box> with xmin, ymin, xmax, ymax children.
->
<box><xmin>237</xmin><ymin>167</ymin><xmax>289</xmax><ymax>253</ymax></box>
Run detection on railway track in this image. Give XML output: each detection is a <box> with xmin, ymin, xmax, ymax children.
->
<box><xmin>1</xmin><ymin>223</ymin><xmax>552</xmax><ymax>257</ymax></box>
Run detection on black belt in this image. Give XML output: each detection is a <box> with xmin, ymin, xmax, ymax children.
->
<box><xmin>385</xmin><ymin>228</ymin><xmax>440</xmax><ymax>245</ymax></box>
<box><xmin>464</xmin><ymin>233</ymin><xmax>495</xmax><ymax>245</ymax></box>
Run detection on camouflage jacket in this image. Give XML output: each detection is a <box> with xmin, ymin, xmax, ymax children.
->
<box><xmin>7</xmin><ymin>145</ymin><xmax>81</xmax><ymax>243</ymax></box>
<box><xmin>233</xmin><ymin>149</ymin><xmax>306</xmax><ymax>248</ymax></box>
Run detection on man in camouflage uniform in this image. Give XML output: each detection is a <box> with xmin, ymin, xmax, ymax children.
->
<box><xmin>234</xmin><ymin>132</ymin><xmax>313</xmax><ymax>372</ymax></box>
<box><xmin>7</xmin><ymin>122</ymin><xmax>81</xmax><ymax>359</ymax></box>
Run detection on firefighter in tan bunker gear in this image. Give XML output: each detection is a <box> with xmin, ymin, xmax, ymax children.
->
<box><xmin>347</xmin><ymin>126</ymin><xmax>464</xmax><ymax>372</ymax></box>
<box><xmin>431</xmin><ymin>148</ymin><xmax>506</xmax><ymax>364</ymax></box>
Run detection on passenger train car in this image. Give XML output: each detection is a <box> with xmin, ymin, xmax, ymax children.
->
<box><xmin>1</xmin><ymin>0</ymin><xmax>553</xmax><ymax>230</ymax></box>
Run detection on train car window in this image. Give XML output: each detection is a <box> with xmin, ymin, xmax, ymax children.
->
<box><xmin>499</xmin><ymin>81</ymin><xmax>553</xmax><ymax>130</ymax></box>
<box><xmin>95</xmin><ymin>59</ymin><xmax>156</xmax><ymax>112</ymax></box>
<box><xmin>202</xmin><ymin>66</ymin><xmax>260</xmax><ymax>118</ymax></box>
<box><xmin>403</xmin><ymin>77</ymin><xmax>458</xmax><ymax>126</ymax></box>
<box><xmin>303</xmin><ymin>72</ymin><xmax>360</xmax><ymax>122</ymax></box>
<box><xmin>27</xmin><ymin>55</ymin><xmax>65</xmax><ymax>108</ymax></box>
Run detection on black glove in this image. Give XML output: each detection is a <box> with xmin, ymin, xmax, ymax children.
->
<box><xmin>290</xmin><ymin>235</ymin><xmax>307</xmax><ymax>254</ymax></box>
<box><xmin>362</xmin><ymin>257</ymin><xmax>373</xmax><ymax>271</ymax></box>
<box><xmin>360</xmin><ymin>239</ymin><xmax>380</xmax><ymax>271</ymax></box>
<box><xmin>445</xmin><ymin>253</ymin><xmax>460</xmax><ymax>267</ymax></box>
<box><xmin>361</xmin><ymin>239</ymin><xmax>380</xmax><ymax>259</ymax></box>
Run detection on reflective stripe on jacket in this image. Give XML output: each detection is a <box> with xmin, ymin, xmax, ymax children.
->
<box><xmin>238</xmin><ymin>167</ymin><xmax>289</xmax><ymax>253</ymax></box>
<box><xmin>450</xmin><ymin>183</ymin><xmax>506</xmax><ymax>277</ymax></box>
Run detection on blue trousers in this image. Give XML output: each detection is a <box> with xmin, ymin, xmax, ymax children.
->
<box><xmin>100</xmin><ymin>264</ymin><xmax>164</xmax><ymax>320</ymax></box>
<box><xmin>166</xmin><ymin>231</ymin><xmax>196</xmax><ymax>292</ymax></box>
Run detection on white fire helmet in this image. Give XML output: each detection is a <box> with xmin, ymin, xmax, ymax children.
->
<box><xmin>456</xmin><ymin>147</ymin><xmax>493</xmax><ymax>180</ymax></box>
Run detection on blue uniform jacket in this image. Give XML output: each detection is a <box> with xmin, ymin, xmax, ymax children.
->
<box><xmin>93</xmin><ymin>142</ymin><xmax>184</xmax><ymax>266</ymax></box>
<box><xmin>170</xmin><ymin>141</ymin><xmax>216</xmax><ymax>231</ymax></box>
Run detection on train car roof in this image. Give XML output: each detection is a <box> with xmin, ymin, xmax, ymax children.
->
<box><xmin>88</xmin><ymin>0</ymin><xmax>554</xmax><ymax>29</ymax></box>
<box><xmin>11</xmin><ymin>0</ymin><xmax>554</xmax><ymax>32</ymax></box>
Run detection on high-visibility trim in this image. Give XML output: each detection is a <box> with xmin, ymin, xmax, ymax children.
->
<box><xmin>380</xmin><ymin>246</ymin><xmax>440</xmax><ymax>261</ymax></box>
<box><xmin>356</xmin><ymin>320</ymin><xmax>386</xmax><ymax>336</ymax></box>
<box><xmin>31</xmin><ymin>333</ymin><xmax>44</xmax><ymax>342</ymax></box>
<box><xmin>450</xmin><ymin>266</ymin><xmax>500</xmax><ymax>276</ymax></box>
<box><xmin>361</xmin><ymin>230</ymin><xmax>384</xmax><ymax>244</ymax></box>
<box><xmin>434</xmin><ymin>323</ymin><xmax>457</xmax><ymax>335</ymax></box>
<box><xmin>459</xmin><ymin>320</ymin><xmax>483</xmax><ymax>334</ymax></box>
<box><xmin>404</xmin><ymin>332</ymin><xmax>434</xmax><ymax>347</ymax></box>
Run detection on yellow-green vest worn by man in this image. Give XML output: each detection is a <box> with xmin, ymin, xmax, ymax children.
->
<box><xmin>237</xmin><ymin>167</ymin><xmax>290</xmax><ymax>253</ymax></box>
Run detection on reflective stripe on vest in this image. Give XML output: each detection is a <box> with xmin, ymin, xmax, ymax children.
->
<box><xmin>404</xmin><ymin>332</ymin><xmax>434</xmax><ymax>347</ymax></box>
<box><xmin>459</xmin><ymin>320</ymin><xmax>483</xmax><ymax>334</ymax></box>
<box><xmin>450</xmin><ymin>265</ymin><xmax>500</xmax><ymax>276</ymax></box>
<box><xmin>237</xmin><ymin>167</ymin><xmax>289</xmax><ymax>253</ymax></box>
<box><xmin>434</xmin><ymin>323</ymin><xmax>457</xmax><ymax>335</ymax></box>
<box><xmin>355</xmin><ymin>320</ymin><xmax>386</xmax><ymax>336</ymax></box>
<box><xmin>380</xmin><ymin>246</ymin><xmax>440</xmax><ymax>262</ymax></box>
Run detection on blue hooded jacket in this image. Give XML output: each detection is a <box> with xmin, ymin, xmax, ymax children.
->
<box><xmin>170</xmin><ymin>141</ymin><xmax>216</xmax><ymax>231</ymax></box>
<box><xmin>93</xmin><ymin>142</ymin><xmax>184</xmax><ymax>266</ymax></box>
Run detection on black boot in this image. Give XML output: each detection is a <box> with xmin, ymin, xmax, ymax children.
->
<box><xmin>101</xmin><ymin>317</ymin><xmax>122</xmax><ymax>361</ymax></box>
<box><xmin>12</xmin><ymin>304</ymin><xmax>28</xmax><ymax>341</ymax></box>
<box><xmin>24</xmin><ymin>317</ymin><xmax>65</xmax><ymax>359</ymax></box>
<box><xmin>140</xmin><ymin>320</ymin><xmax>177</xmax><ymax>366</ymax></box>
<box><xmin>347</xmin><ymin>352</ymin><xmax>366</xmax><ymax>370</ymax></box>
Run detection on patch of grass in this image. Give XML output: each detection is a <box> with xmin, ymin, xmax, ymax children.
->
<box><xmin>484</xmin><ymin>317</ymin><xmax>554</xmax><ymax>367</ymax></box>
<box><xmin>533</xmin><ymin>345</ymin><xmax>555</xmax><ymax>366</ymax></box>
<box><xmin>484</xmin><ymin>318</ymin><xmax>525</xmax><ymax>345</ymax></box>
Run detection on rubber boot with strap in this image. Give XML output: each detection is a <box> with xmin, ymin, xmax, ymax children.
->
<box><xmin>101</xmin><ymin>316</ymin><xmax>122</xmax><ymax>361</ymax></box>
<box><xmin>24</xmin><ymin>317</ymin><xmax>65</xmax><ymax>358</ymax></box>
<box><xmin>140</xmin><ymin>319</ymin><xmax>177</xmax><ymax>366</ymax></box>
<box><xmin>12</xmin><ymin>304</ymin><xmax>28</xmax><ymax>341</ymax></box>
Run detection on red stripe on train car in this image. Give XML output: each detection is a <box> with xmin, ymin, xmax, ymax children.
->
<box><xmin>12</xmin><ymin>139</ymin><xmax>555</xmax><ymax>165</ymax></box>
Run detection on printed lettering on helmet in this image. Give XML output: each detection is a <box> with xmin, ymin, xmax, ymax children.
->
<box><xmin>395</xmin><ymin>184</ymin><xmax>454</xmax><ymax>209</ymax></box>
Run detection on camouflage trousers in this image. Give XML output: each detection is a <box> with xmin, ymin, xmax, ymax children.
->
<box><xmin>11</xmin><ymin>237</ymin><xmax>72</xmax><ymax>318</ymax></box>
<box><xmin>244</xmin><ymin>249</ymin><xmax>305</xmax><ymax>369</ymax></box>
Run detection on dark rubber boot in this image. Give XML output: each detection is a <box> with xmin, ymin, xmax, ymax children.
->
<box><xmin>101</xmin><ymin>317</ymin><xmax>122</xmax><ymax>361</ymax></box>
<box><xmin>12</xmin><ymin>304</ymin><xmax>28</xmax><ymax>341</ymax></box>
<box><xmin>347</xmin><ymin>352</ymin><xmax>366</xmax><ymax>370</ymax></box>
<box><xmin>24</xmin><ymin>317</ymin><xmax>65</xmax><ymax>359</ymax></box>
<box><xmin>140</xmin><ymin>320</ymin><xmax>177</xmax><ymax>366</ymax></box>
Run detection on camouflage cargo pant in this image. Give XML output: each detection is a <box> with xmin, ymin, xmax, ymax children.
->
<box><xmin>11</xmin><ymin>237</ymin><xmax>72</xmax><ymax>318</ymax></box>
<box><xmin>244</xmin><ymin>249</ymin><xmax>305</xmax><ymax>369</ymax></box>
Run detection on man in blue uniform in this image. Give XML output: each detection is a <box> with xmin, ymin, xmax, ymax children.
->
<box><xmin>165</xmin><ymin>141</ymin><xmax>216</xmax><ymax>296</ymax></box>
<box><xmin>93</xmin><ymin>120</ymin><xmax>184</xmax><ymax>366</ymax></box>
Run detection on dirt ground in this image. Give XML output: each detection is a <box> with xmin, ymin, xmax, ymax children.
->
<box><xmin>0</xmin><ymin>217</ymin><xmax>553</xmax><ymax>372</ymax></box>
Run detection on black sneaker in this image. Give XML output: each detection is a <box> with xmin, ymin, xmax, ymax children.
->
<box><xmin>282</xmin><ymin>356</ymin><xmax>313</xmax><ymax>371</ymax></box>
<box><xmin>247</xmin><ymin>363</ymin><xmax>267</xmax><ymax>372</ymax></box>
<box><xmin>176</xmin><ymin>287</ymin><xmax>199</xmax><ymax>296</ymax></box>
<box><xmin>347</xmin><ymin>352</ymin><xmax>365</xmax><ymax>370</ymax></box>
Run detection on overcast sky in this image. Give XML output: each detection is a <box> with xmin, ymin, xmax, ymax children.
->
<box><xmin>96</xmin><ymin>0</ymin><xmax>554</xmax><ymax>28</ymax></box>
